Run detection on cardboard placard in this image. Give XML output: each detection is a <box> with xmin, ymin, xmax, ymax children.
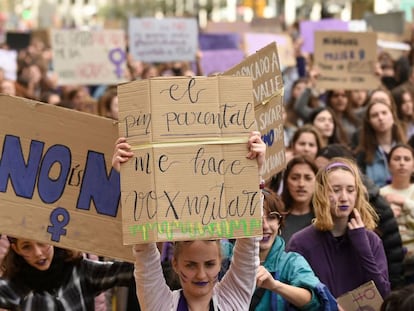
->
<box><xmin>128</xmin><ymin>17</ymin><xmax>198</xmax><ymax>63</ymax></box>
<box><xmin>337</xmin><ymin>281</ymin><xmax>383</xmax><ymax>311</ymax></box>
<box><xmin>0</xmin><ymin>95</ymin><xmax>133</xmax><ymax>262</ymax></box>
<box><xmin>300</xmin><ymin>19</ymin><xmax>349</xmax><ymax>53</ymax></box>
<box><xmin>314</xmin><ymin>31</ymin><xmax>380</xmax><ymax>90</ymax></box>
<box><xmin>117</xmin><ymin>76</ymin><xmax>262</xmax><ymax>244</ymax></box>
<box><xmin>51</xmin><ymin>29</ymin><xmax>127</xmax><ymax>85</ymax></box>
<box><xmin>224</xmin><ymin>42</ymin><xmax>286</xmax><ymax>180</ymax></box>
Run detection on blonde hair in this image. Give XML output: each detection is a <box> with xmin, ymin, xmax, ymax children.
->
<box><xmin>312</xmin><ymin>157</ymin><xmax>378</xmax><ymax>231</ymax></box>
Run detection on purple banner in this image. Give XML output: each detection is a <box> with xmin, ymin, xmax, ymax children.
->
<box><xmin>199</xmin><ymin>33</ymin><xmax>241</xmax><ymax>50</ymax></box>
<box><xmin>300</xmin><ymin>19</ymin><xmax>349</xmax><ymax>53</ymax></box>
<box><xmin>199</xmin><ymin>49</ymin><xmax>245</xmax><ymax>76</ymax></box>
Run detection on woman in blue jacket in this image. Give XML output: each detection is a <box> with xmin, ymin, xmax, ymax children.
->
<box><xmin>250</xmin><ymin>188</ymin><xmax>337</xmax><ymax>311</ymax></box>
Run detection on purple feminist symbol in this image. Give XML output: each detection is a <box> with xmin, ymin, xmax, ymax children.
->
<box><xmin>47</xmin><ymin>207</ymin><xmax>70</xmax><ymax>242</ymax></box>
<box><xmin>109</xmin><ymin>47</ymin><xmax>126</xmax><ymax>79</ymax></box>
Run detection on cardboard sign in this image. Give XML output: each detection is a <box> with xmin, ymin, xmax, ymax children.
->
<box><xmin>117</xmin><ymin>76</ymin><xmax>262</xmax><ymax>244</ymax></box>
<box><xmin>244</xmin><ymin>33</ymin><xmax>296</xmax><ymax>68</ymax></box>
<box><xmin>128</xmin><ymin>17</ymin><xmax>198</xmax><ymax>63</ymax></box>
<box><xmin>199</xmin><ymin>49</ymin><xmax>245</xmax><ymax>76</ymax></box>
<box><xmin>0</xmin><ymin>49</ymin><xmax>17</xmax><ymax>80</ymax></box>
<box><xmin>300</xmin><ymin>19</ymin><xmax>349</xmax><ymax>53</ymax></box>
<box><xmin>0</xmin><ymin>95</ymin><xmax>133</xmax><ymax>262</ymax></box>
<box><xmin>51</xmin><ymin>29</ymin><xmax>127</xmax><ymax>85</ymax></box>
<box><xmin>314</xmin><ymin>31</ymin><xmax>380</xmax><ymax>90</ymax></box>
<box><xmin>225</xmin><ymin>43</ymin><xmax>286</xmax><ymax>180</ymax></box>
<box><xmin>337</xmin><ymin>281</ymin><xmax>383</xmax><ymax>311</ymax></box>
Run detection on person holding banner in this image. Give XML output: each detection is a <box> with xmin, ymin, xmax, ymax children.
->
<box><xmin>287</xmin><ymin>157</ymin><xmax>391</xmax><ymax>299</ymax></box>
<box><xmin>0</xmin><ymin>236</ymin><xmax>134</xmax><ymax>310</ymax></box>
<box><xmin>250</xmin><ymin>187</ymin><xmax>337</xmax><ymax>311</ymax></box>
<box><xmin>112</xmin><ymin>131</ymin><xmax>265</xmax><ymax>311</ymax></box>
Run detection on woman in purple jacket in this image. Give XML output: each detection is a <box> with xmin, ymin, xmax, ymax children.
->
<box><xmin>287</xmin><ymin>157</ymin><xmax>391</xmax><ymax>301</ymax></box>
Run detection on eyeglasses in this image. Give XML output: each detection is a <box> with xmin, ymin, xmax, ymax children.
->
<box><xmin>263</xmin><ymin>212</ymin><xmax>283</xmax><ymax>222</ymax></box>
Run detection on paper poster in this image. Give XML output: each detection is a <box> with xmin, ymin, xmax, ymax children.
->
<box><xmin>51</xmin><ymin>29</ymin><xmax>127</xmax><ymax>85</ymax></box>
<box><xmin>129</xmin><ymin>17</ymin><xmax>198</xmax><ymax>62</ymax></box>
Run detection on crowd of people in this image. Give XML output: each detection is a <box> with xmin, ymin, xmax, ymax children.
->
<box><xmin>0</xmin><ymin>13</ymin><xmax>414</xmax><ymax>311</ymax></box>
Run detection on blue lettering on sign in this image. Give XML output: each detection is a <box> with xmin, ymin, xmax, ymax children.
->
<box><xmin>47</xmin><ymin>207</ymin><xmax>70</xmax><ymax>241</ymax></box>
<box><xmin>77</xmin><ymin>151</ymin><xmax>120</xmax><ymax>217</ymax></box>
<box><xmin>38</xmin><ymin>144</ymin><xmax>71</xmax><ymax>204</ymax></box>
<box><xmin>0</xmin><ymin>135</ymin><xmax>43</xmax><ymax>198</ymax></box>
<box><xmin>0</xmin><ymin>135</ymin><xmax>120</xmax><ymax>218</ymax></box>
<box><xmin>261</xmin><ymin>129</ymin><xmax>274</xmax><ymax>147</ymax></box>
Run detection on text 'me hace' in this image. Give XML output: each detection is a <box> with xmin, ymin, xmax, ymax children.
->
<box><xmin>117</xmin><ymin>76</ymin><xmax>262</xmax><ymax>244</ymax></box>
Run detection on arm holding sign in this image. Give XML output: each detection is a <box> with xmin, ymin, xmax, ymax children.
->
<box><xmin>113</xmin><ymin>131</ymin><xmax>265</xmax><ymax>311</ymax></box>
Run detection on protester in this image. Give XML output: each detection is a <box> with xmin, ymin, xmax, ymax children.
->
<box><xmin>309</xmin><ymin>106</ymin><xmax>349</xmax><ymax>146</ymax></box>
<box><xmin>315</xmin><ymin>144</ymin><xmax>405</xmax><ymax>289</ymax></box>
<box><xmin>324</xmin><ymin>89</ymin><xmax>360</xmax><ymax>143</ymax></box>
<box><xmin>391</xmin><ymin>85</ymin><xmax>414</xmax><ymax>139</ymax></box>
<box><xmin>380</xmin><ymin>284</ymin><xmax>414</xmax><ymax>311</ymax></box>
<box><xmin>355</xmin><ymin>99</ymin><xmax>406</xmax><ymax>187</ymax></box>
<box><xmin>285</xmin><ymin>124</ymin><xmax>324</xmax><ymax>163</ymax></box>
<box><xmin>380</xmin><ymin>144</ymin><xmax>414</xmax><ymax>284</ymax></box>
<box><xmin>0</xmin><ymin>236</ymin><xmax>134</xmax><ymax>310</ymax></box>
<box><xmin>287</xmin><ymin>157</ymin><xmax>391</xmax><ymax>299</ymax></box>
<box><xmin>284</xmin><ymin>77</ymin><xmax>308</xmax><ymax>127</ymax></box>
<box><xmin>280</xmin><ymin>156</ymin><xmax>318</xmax><ymax>244</ymax></box>
<box><xmin>112</xmin><ymin>131</ymin><xmax>265</xmax><ymax>310</ymax></box>
<box><xmin>250</xmin><ymin>187</ymin><xmax>337</xmax><ymax>310</ymax></box>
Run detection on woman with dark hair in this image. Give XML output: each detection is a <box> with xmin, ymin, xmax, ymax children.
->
<box><xmin>280</xmin><ymin>156</ymin><xmax>318</xmax><ymax>243</ymax></box>
<box><xmin>325</xmin><ymin>89</ymin><xmax>361</xmax><ymax>143</ymax></box>
<box><xmin>251</xmin><ymin>188</ymin><xmax>337</xmax><ymax>311</ymax></box>
<box><xmin>380</xmin><ymin>143</ymin><xmax>414</xmax><ymax>284</ymax></box>
<box><xmin>309</xmin><ymin>106</ymin><xmax>349</xmax><ymax>146</ymax></box>
<box><xmin>0</xmin><ymin>237</ymin><xmax>134</xmax><ymax>310</ymax></box>
<box><xmin>355</xmin><ymin>99</ymin><xmax>406</xmax><ymax>187</ymax></box>
<box><xmin>391</xmin><ymin>84</ymin><xmax>414</xmax><ymax>139</ymax></box>
<box><xmin>286</xmin><ymin>124</ymin><xmax>324</xmax><ymax>163</ymax></box>
<box><xmin>285</xmin><ymin>77</ymin><xmax>309</xmax><ymax>127</ymax></box>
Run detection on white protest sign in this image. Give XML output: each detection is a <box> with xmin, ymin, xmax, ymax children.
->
<box><xmin>0</xmin><ymin>49</ymin><xmax>17</xmax><ymax>81</ymax></box>
<box><xmin>128</xmin><ymin>17</ymin><xmax>198</xmax><ymax>62</ymax></box>
<box><xmin>51</xmin><ymin>29</ymin><xmax>127</xmax><ymax>85</ymax></box>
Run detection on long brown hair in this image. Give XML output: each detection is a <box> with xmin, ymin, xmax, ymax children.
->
<box><xmin>2</xmin><ymin>240</ymin><xmax>82</xmax><ymax>279</ymax></box>
<box><xmin>356</xmin><ymin>100</ymin><xmax>406</xmax><ymax>164</ymax></box>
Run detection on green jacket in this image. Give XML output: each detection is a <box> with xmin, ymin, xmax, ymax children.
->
<box><xmin>254</xmin><ymin>236</ymin><xmax>322</xmax><ymax>311</ymax></box>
